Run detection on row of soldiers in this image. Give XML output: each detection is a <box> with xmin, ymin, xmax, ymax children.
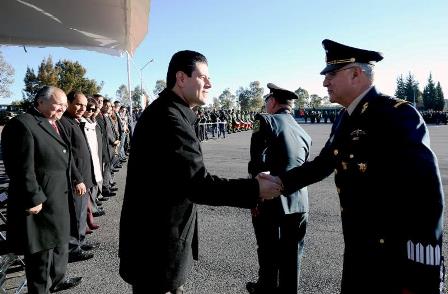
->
<box><xmin>195</xmin><ymin>109</ymin><xmax>257</xmax><ymax>141</ymax></box>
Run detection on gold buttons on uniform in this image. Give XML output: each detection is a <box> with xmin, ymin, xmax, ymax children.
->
<box><xmin>341</xmin><ymin>161</ymin><xmax>348</xmax><ymax>170</ymax></box>
<box><xmin>379</xmin><ymin>239</ymin><xmax>385</xmax><ymax>244</ymax></box>
<box><xmin>337</xmin><ymin>187</ymin><xmax>341</xmax><ymax>194</ymax></box>
<box><xmin>333</xmin><ymin>149</ymin><xmax>339</xmax><ymax>156</ymax></box>
<box><xmin>349</xmin><ymin>154</ymin><xmax>354</xmax><ymax>159</ymax></box>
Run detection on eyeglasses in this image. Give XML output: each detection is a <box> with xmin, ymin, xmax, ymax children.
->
<box><xmin>86</xmin><ymin>108</ymin><xmax>96</xmax><ymax>112</ymax></box>
<box><xmin>324</xmin><ymin>66</ymin><xmax>357</xmax><ymax>80</ymax></box>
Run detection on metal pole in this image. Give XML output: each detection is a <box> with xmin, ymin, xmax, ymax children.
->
<box><xmin>127</xmin><ymin>52</ymin><xmax>133</xmax><ymax>118</ymax></box>
<box><xmin>140</xmin><ymin>58</ymin><xmax>154</xmax><ymax>107</ymax></box>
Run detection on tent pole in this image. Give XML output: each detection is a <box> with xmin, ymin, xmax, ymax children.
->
<box><xmin>127</xmin><ymin>51</ymin><xmax>133</xmax><ymax>120</ymax></box>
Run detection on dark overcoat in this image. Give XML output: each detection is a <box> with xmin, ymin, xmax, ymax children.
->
<box><xmin>280</xmin><ymin>87</ymin><xmax>445</xmax><ymax>293</ymax></box>
<box><xmin>1</xmin><ymin>109</ymin><xmax>71</xmax><ymax>254</ymax></box>
<box><xmin>119</xmin><ymin>89</ymin><xmax>259</xmax><ymax>292</ymax></box>
<box><xmin>59</xmin><ymin>114</ymin><xmax>94</xmax><ymax>189</ymax></box>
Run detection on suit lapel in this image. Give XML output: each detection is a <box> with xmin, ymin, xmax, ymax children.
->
<box><xmin>36</xmin><ymin>118</ymin><xmax>67</xmax><ymax>146</ymax></box>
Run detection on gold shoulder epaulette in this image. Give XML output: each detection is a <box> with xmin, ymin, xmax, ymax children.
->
<box><xmin>393</xmin><ymin>100</ymin><xmax>409</xmax><ymax>108</ymax></box>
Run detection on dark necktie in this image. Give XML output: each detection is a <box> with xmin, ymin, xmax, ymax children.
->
<box><xmin>50</xmin><ymin>121</ymin><xmax>60</xmax><ymax>136</ymax></box>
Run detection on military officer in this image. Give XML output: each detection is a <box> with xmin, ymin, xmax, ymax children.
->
<box><xmin>247</xmin><ymin>83</ymin><xmax>312</xmax><ymax>294</ymax></box>
<box><xmin>264</xmin><ymin>39</ymin><xmax>445</xmax><ymax>293</ymax></box>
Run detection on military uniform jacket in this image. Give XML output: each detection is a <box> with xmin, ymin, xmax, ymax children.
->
<box><xmin>249</xmin><ymin>109</ymin><xmax>311</xmax><ymax>214</ymax></box>
<box><xmin>1</xmin><ymin>109</ymin><xmax>71</xmax><ymax>254</ymax></box>
<box><xmin>280</xmin><ymin>87</ymin><xmax>444</xmax><ymax>293</ymax></box>
<box><xmin>119</xmin><ymin>89</ymin><xmax>259</xmax><ymax>291</ymax></box>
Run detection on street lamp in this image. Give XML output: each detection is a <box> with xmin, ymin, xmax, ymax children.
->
<box><xmin>140</xmin><ymin>58</ymin><xmax>154</xmax><ymax>107</ymax></box>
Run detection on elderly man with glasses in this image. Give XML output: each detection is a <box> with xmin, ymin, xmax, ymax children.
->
<box><xmin>264</xmin><ymin>39</ymin><xmax>445</xmax><ymax>294</ymax></box>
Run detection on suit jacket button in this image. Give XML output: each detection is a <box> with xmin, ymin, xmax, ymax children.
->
<box><xmin>63</xmin><ymin>149</ymin><xmax>67</xmax><ymax>153</ymax></box>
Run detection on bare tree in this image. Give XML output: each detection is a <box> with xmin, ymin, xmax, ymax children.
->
<box><xmin>0</xmin><ymin>51</ymin><xmax>15</xmax><ymax>99</ymax></box>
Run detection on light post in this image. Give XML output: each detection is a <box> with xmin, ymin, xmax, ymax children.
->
<box><xmin>140</xmin><ymin>58</ymin><xmax>154</xmax><ymax>107</ymax></box>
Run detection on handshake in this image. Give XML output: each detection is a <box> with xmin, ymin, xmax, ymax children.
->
<box><xmin>256</xmin><ymin>172</ymin><xmax>284</xmax><ymax>200</ymax></box>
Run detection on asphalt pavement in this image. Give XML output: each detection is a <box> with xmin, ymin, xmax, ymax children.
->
<box><xmin>1</xmin><ymin>123</ymin><xmax>447</xmax><ymax>293</ymax></box>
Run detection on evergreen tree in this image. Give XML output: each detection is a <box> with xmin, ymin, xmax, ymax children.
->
<box><xmin>23</xmin><ymin>68</ymin><xmax>40</xmax><ymax>101</ymax></box>
<box><xmin>422</xmin><ymin>73</ymin><xmax>437</xmax><ymax>110</ymax></box>
<box><xmin>394</xmin><ymin>74</ymin><xmax>406</xmax><ymax>99</ymax></box>
<box><xmin>404</xmin><ymin>72</ymin><xmax>419</xmax><ymax>105</ymax></box>
<box><xmin>435</xmin><ymin>82</ymin><xmax>445</xmax><ymax>111</ymax></box>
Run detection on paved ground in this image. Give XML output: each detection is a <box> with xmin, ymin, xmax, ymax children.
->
<box><xmin>1</xmin><ymin>123</ymin><xmax>447</xmax><ymax>293</ymax></box>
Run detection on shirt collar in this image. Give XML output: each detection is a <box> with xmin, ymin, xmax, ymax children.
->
<box><xmin>346</xmin><ymin>85</ymin><xmax>373</xmax><ymax>115</ymax></box>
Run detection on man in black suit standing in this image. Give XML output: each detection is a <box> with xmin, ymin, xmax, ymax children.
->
<box><xmin>119</xmin><ymin>50</ymin><xmax>283</xmax><ymax>294</ymax></box>
<box><xmin>59</xmin><ymin>91</ymin><xmax>98</xmax><ymax>262</ymax></box>
<box><xmin>1</xmin><ymin>86</ymin><xmax>82</xmax><ymax>293</ymax></box>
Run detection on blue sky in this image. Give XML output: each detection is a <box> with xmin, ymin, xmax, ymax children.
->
<box><xmin>1</xmin><ymin>0</ymin><xmax>447</xmax><ymax>105</ymax></box>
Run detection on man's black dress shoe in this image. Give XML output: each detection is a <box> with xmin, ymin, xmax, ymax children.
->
<box><xmin>68</xmin><ymin>250</ymin><xmax>94</xmax><ymax>263</ymax></box>
<box><xmin>92</xmin><ymin>210</ymin><xmax>106</xmax><ymax>217</ymax></box>
<box><xmin>110</xmin><ymin>186</ymin><xmax>118</xmax><ymax>192</ymax></box>
<box><xmin>50</xmin><ymin>277</ymin><xmax>82</xmax><ymax>292</ymax></box>
<box><xmin>102</xmin><ymin>191</ymin><xmax>116</xmax><ymax>197</ymax></box>
<box><xmin>81</xmin><ymin>241</ymin><xmax>100</xmax><ymax>251</ymax></box>
<box><xmin>246</xmin><ymin>282</ymin><xmax>277</xmax><ymax>294</ymax></box>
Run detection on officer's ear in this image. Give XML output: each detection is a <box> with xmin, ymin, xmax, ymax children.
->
<box><xmin>176</xmin><ymin>71</ymin><xmax>186</xmax><ymax>87</ymax></box>
<box><xmin>351</xmin><ymin>66</ymin><xmax>363</xmax><ymax>79</ymax></box>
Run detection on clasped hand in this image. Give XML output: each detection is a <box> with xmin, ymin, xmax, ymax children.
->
<box><xmin>256</xmin><ymin>172</ymin><xmax>284</xmax><ymax>200</ymax></box>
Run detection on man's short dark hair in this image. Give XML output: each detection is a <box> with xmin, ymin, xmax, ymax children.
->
<box><xmin>166</xmin><ymin>50</ymin><xmax>208</xmax><ymax>90</ymax></box>
<box><xmin>67</xmin><ymin>91</ymin><xmax>83</xmax><ymax>103</ymax></box>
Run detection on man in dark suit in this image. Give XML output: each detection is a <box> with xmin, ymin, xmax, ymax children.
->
<box><xmin>1</xmin><ymin>86</ymin><xmax>82</xmax><ymax>293</ymax></box>
<box><xmin>119</xmin><ymin>50</ymin><xmax>283</xmax><ymax>294</ymax></box>
<box><xmin>95</xmin><ymin>97</ymin><xmax>119</xmax><ymax>197</ymax></box>
<box><xmin>59</xmin><ymin>91</ymin><xmax>97</xmax><ymax>262</ymax></box>
<box><xmin>268</xmin><ymin>39</ymin><xmax>445</xmax><ymax>294</ymax></box>
<box><xmin>247</xmin><ymin>83</ymin><xmax>312</xmax><ymax>294</ymax></box>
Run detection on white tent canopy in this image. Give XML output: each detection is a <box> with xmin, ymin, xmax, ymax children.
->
<box><xmin>0</xmin><ymin>0</ymin><xmax>150</xmax><ymax>56</ymax></box>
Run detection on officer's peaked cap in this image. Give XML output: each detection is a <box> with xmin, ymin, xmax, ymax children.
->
<box><xmin>320</xmin><ymin>39</ymin><xmax>383</xmax><ymax>75</ymax></box>
<box><xmin>267</xmin><ymin>83</ymin><xmax>297</xmax><ymax>102</ymax></box>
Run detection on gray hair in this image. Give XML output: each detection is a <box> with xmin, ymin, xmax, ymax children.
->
<box><xmin>353</xmin><ymin>62</ymin><xmax>374</xmax><ymax>82</ymax></box>
<box><xmin>34</xmin><ymin>86</ymin><xmax>58</xmax><ymax>106</ymax></box>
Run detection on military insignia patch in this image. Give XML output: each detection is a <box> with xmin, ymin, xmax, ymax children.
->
<box><xmin>358</xmin><ymin>163</ymin><xmax>367</xmax><ymax>173</ymax></box>
<box><xmin>361</xmin><ymin>102</ymin><xmax>369</xmax><ymax>114</ymax></box>
<box><xmin>253</xmin><ymin>120</ymin><xmax>260</xmax><ymax>132</ymax></box>
<box><xmin>351</xmin><ymin>129</ymin><xmax>367</xmax><ymax>141</ymax></box>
